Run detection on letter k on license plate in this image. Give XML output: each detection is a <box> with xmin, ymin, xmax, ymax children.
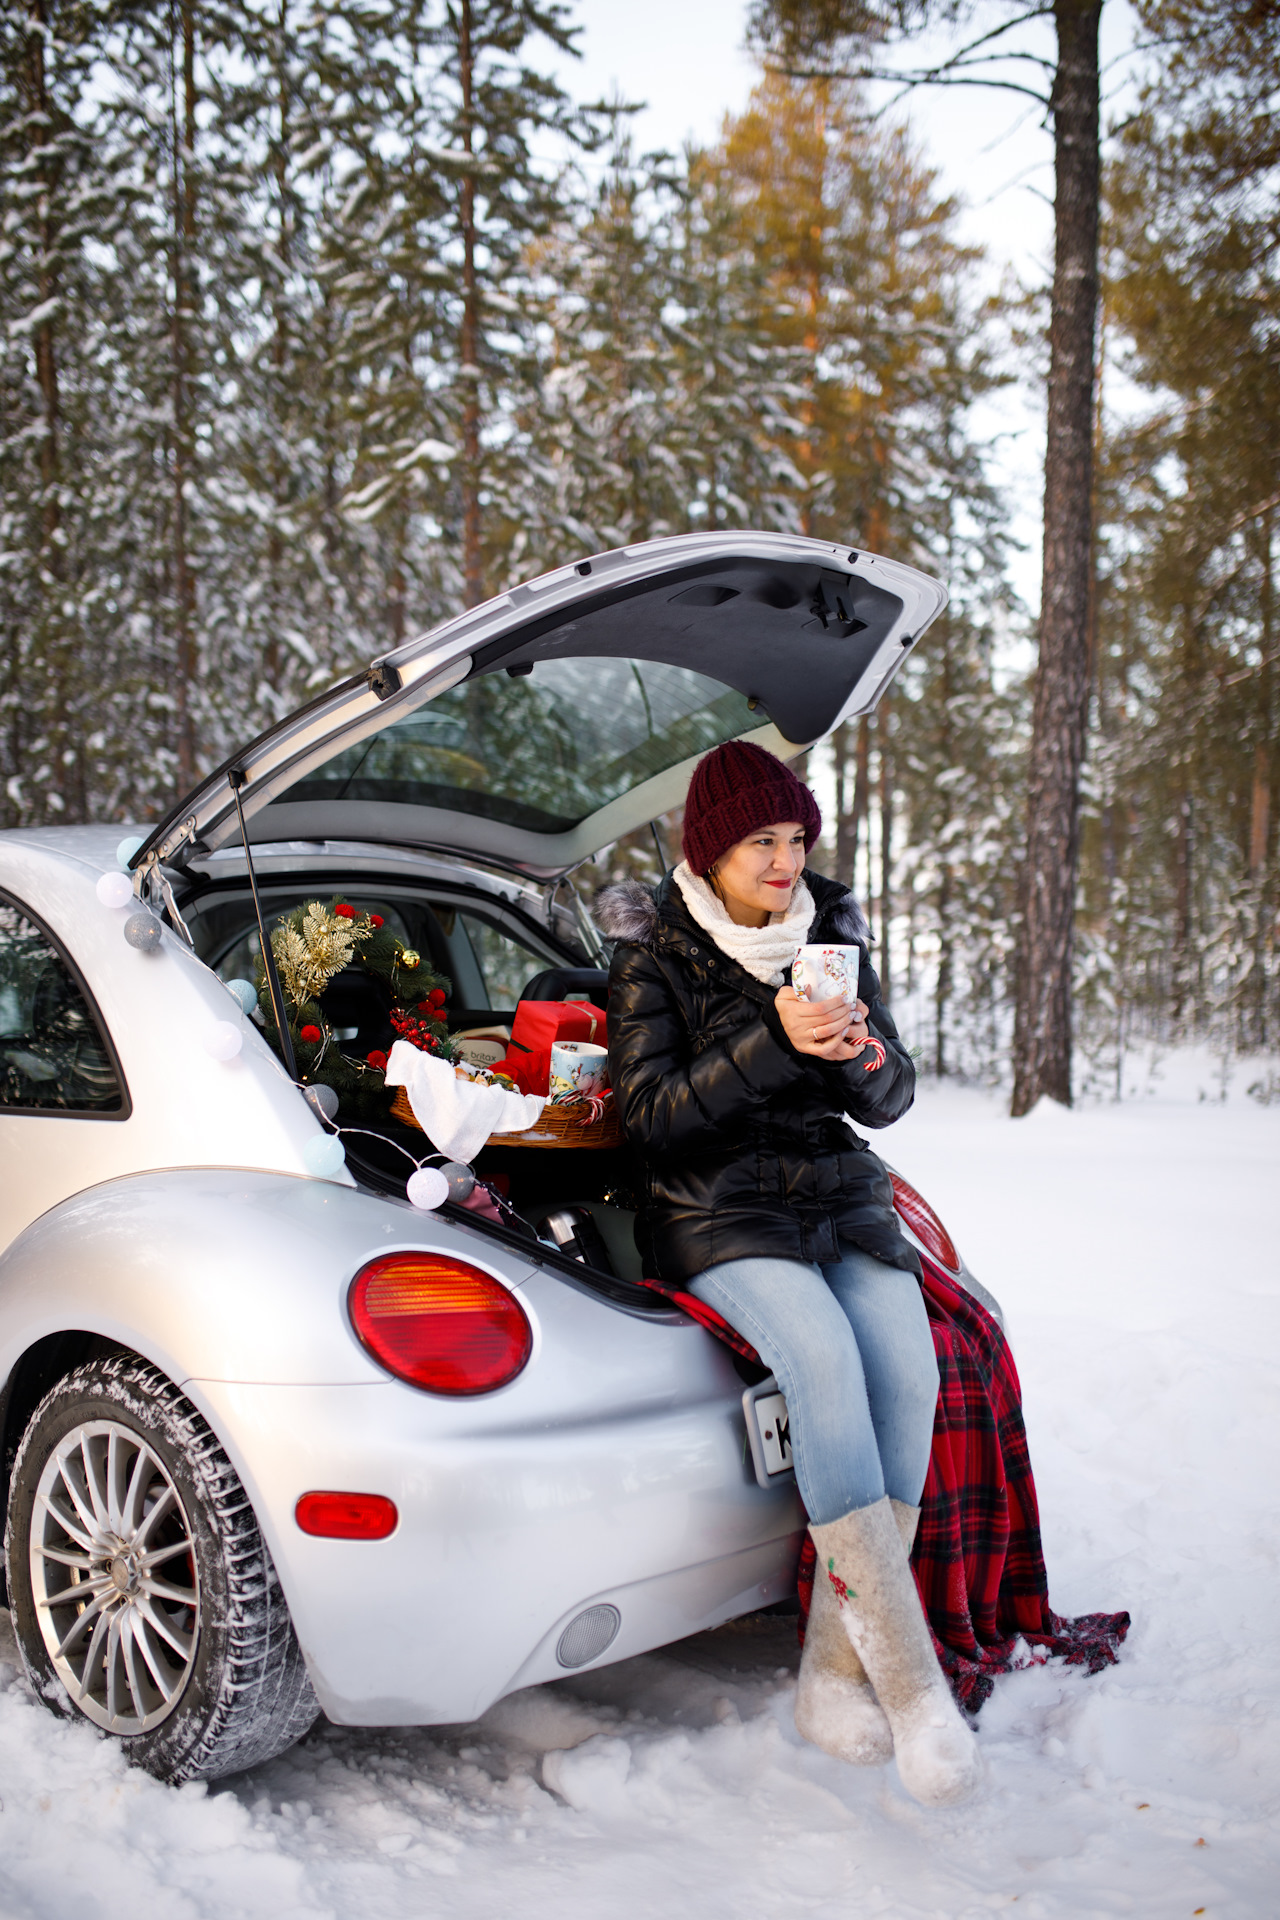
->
<box><xmin>742</xmin><ymin>1377</ymin><xmax>795</xmax><ymax>1488</ymax></box>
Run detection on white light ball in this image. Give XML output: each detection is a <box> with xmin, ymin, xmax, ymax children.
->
<box><xmin>303</xmin><ymin>1082</ymin><xmax>339</xmax><ymax>1122</ymax></box>
<box><xmin>406</xmin><ymin>1166</ymin><xmax>450</xmax><ymax>1211</ymax></box>
<box><xmin>225</xmin><ymin>977</ymin><xmax>258</xmax><ymax>1015</ymax></box>
<box><xmin>203</xmin><ymin>1020</ymin><xmax>243</xmax><ymax>1062</ymax></box>
<box><xmin>440</xmin><ymin>1161</ymin><xmax>476</xmax><ymax>1202</ymax></box>
<box><xmin>303</xmin><ymin>1133</ymin><xmax>347</xmax><ymax>1178</ymax></box>
<box><xmin>116</xmin><ymin>834</ymin><xmax>144</xmax><ymax>872</ymax></box>
<box><xmin>96</xmin><ymin>870</ymin><xmax>134</xmax><ymax>910</ymax></box>
<box><xmin>123</xmin><ymin>910</ymin><xmax>163</xmax><ymax>953</ymax></box>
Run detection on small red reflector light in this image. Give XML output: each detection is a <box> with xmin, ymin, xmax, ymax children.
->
<box><xmin>889</xmin><ymin>1172</ymin><xmax>960</xmax><ymax>1272</ymax></box>
<box><xmin>348</xmin><ymin>1253</ymin><xmax>533</xmax><ymax>1394</ymax></box>
<box><xmin>295</xmin><ymin>1491</ymin><xmax>398</xmax><ymax>1540</ymax></box>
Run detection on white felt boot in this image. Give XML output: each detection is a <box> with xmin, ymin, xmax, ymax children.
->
<box><xmin>809</xmin><ymin>1497</ymin><xmax>982</xmax><ymax>1807</ymax></box>
<box><xmin>794</xmin><ymin>1538</ymin><xmax>893</xmax><ymax>1764</ymax></box>
<box><xmin>793</xmin><ymin>1499</ymin><xmax>923</xmax><ymax>1766</ymax></box>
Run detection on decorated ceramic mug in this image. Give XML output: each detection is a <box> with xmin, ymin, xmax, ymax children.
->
<box><xmin>792</xmin><ymin>943</ymin><xmax>862</xmax><ymax>1005</ymax></box>
<box><xmin>549</xmin><ymin>1039</ymin><xmax>609</xmax><ymax>1099</ymax></box>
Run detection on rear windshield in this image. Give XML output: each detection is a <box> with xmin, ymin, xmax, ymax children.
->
<box><xmin>276</xmin><ymin>657</ymin><xmax>755</xmax><ymax>833</ymax></box>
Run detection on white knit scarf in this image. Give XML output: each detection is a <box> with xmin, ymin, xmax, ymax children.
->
<box><xmin>673</xmin><ymin>859</ymin><xmax>816</xmax><ymax>986</ymax></box>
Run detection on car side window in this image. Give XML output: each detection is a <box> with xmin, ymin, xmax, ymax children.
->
<box><xmin>456</xmin><ymin>914</ymin><xmax>547</xmax><ymax>1009</ymax></box>
<box><xmin>0</xmin><ymin>895</ymin><xmax>125</xmax><ymax>1113</ymax></box>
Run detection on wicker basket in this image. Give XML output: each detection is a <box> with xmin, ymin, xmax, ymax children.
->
<box><xmin>389</xmin><ymin>1084</ymin><xmax>624</xmax><ymax>1151</ymax></box>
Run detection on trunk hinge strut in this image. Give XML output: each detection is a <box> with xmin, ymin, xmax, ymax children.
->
<box><xmin>135</xmin><ymin>847</ymin><xmax>196</xmax><ymax>949</ymax></box>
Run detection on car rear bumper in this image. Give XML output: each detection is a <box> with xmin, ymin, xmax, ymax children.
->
<box><xmin>189</xmin><ymin>1371</ymin><xmax>804</xmax><ymax>1725</ymax></box>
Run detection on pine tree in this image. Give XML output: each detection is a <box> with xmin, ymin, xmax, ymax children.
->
<box><xmin>324</xmin><ymin>0</ymin><xmax>591</xmax><ymax>628</ymax></box>
<box><xmin>525</xmin><ymin>115</ymin><xmax>806</xmax><ymax>563</ymax></box>
<box><xmin>516</xmin><ymin>119</ymin><xmax>688</xmax><ymax>559</ymax></box>
<box><xmin>748</xmin><ymin>1</ymin><xmax>1104</xmax><ymax>1114</ymax></box>
<box><xmin>1088</xmin><ymin>0</ymin><xmax>1280</xmax><ymax>1073</ymax></box>
<box><xmin>702</xmin><ymin>73</ymin><xmax>1015</xmax><ymax>1009</ymax></box>
<box><xmin>0</xmin><ymin>2</ymin><xmax>127</xmax><ymax>825</ymax></box>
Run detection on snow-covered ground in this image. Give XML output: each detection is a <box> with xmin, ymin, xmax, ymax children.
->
<box><xmin>1</xmin><ymin>1071</ymin><xmax>1276</xmax><ymax>1919</ymax></box>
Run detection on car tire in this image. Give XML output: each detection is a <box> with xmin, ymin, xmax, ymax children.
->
<box><xmin>5</xmin><ymin>1352</ymin><xmax>319</xmax><ymax>1781</ymax></box>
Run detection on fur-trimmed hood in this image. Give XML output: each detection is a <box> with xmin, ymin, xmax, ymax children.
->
<box><xmin>594</xmin><ymin>868</ymin><xmax>870</xmax><ymax>950</ymax></box>
<box><xmin>594</xmin><ymin>877</ymin><xmax>660</xmax><ymax>945</ymax></box>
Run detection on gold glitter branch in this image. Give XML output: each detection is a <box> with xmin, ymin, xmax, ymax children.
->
<box><xmin>271</xmin><ymin>903</ymin><xmax>374</xmax><ymax>1011</ymax></box>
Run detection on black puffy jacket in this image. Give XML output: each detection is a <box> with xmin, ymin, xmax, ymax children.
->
<box><xmin>598</xmin><ymin>869</ymin><xmax>921</xmax><ymax>1285</ymax></box>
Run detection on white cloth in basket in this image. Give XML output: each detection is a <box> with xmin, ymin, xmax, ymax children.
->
<box><xmin>383</xmin><ymin>1040</ymin><xmax>545</xmax><ymax>1164</ymax></box>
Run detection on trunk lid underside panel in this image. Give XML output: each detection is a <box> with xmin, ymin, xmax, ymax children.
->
<box><xmin>138</xmin><ymin>534</ymin><xmax>946</xmax><ymax>880</ymax></box>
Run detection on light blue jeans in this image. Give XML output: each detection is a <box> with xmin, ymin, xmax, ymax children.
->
<box><xmin>688</xmin><ymin>1246</ymin><xmax>939</xmax><ymax>1524</ymax></box>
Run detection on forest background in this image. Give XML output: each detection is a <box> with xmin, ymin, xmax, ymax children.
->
<box><xmin>2</xmin><ymin>0</ymin><xmax>1276</xmax><ymax>1097</ymax></box>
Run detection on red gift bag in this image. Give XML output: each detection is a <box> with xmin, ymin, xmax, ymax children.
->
<box><xmin>500</xmin><ymin>1001</ymin><xmax>608</xmax><ymax>1096</ymax></box>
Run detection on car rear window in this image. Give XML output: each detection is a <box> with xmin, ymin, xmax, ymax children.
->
<box><xmin>272</xmin><ymin>657</ymin><xmax>755</xmax><ymax>832</ymax></box>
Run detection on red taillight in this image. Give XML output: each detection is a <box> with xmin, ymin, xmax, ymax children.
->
<box><xmin>889</xmin><ymin>1172</ymin><xmax>960</xmax><ymax>1272</ymax></box>
<box><xmin>348</xmin><ymin>1253</ymin><xmax>532</xmax><ymax>1395</ymax></box>
<box><xmin>295</xmin><ymin>1491</ymin><xmax>398</xmax><ymax>1539</ymax></box>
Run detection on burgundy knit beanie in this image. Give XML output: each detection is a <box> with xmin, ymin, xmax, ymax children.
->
<box><xmin>681</xmin><ymin>741</ymin><xmax>822</xmax><ymax>876</ymax></box>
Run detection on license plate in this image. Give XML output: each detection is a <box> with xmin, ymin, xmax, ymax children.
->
<box><xmin>742</xmin><ymin>1377</ymin><xmax>795</xmax><ymax>1487</ymax></box>
<box><xmin>756</xmin><ymin>1392</ymin><xmax>793</xmax><ymax>1473</ymax></box>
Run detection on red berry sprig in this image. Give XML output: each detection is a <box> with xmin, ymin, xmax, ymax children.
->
<box><xmin>389</xmin><ymin>1006</ymin><xmax>450</xmax><ymax>1056</ymax></box>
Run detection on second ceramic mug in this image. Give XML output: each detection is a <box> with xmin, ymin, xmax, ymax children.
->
<box><xmin>791</xmin><ymin>943</ymin><xmax>862</xmax><ymax>1005</ymax></box>
<box><xmin>549</xmin><ymin>1039</ymin><xmax>609</xmax><ymax>1098</ymax></box>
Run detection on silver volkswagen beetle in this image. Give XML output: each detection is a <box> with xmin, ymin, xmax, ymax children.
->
<box><xmin>0</xmin><ymin>531</ymin><xmax>982</xmax><ymax>1782</ymax></box>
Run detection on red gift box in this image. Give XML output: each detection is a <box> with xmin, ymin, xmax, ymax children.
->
<box><xmin>499</xmin><ymin>1001</ymin><xmax>608</xmax><ymax>1096</ymax></box>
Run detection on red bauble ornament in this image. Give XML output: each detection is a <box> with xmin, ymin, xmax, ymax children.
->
<box><xmin>300</xmin><ymin>1024</ymin><xmax>323</xmax><ymax>1044</ymax></box>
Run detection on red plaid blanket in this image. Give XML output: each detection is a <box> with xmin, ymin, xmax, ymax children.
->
<box><xmin>641</xmin><ymin>1257</ymin><xmax>1130</xmax><ymax>1712</ymax></box>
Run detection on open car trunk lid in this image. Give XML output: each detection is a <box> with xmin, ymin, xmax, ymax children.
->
<box><xmin>135</xmin><ymin>532</ymin><xmax>946</xmax><ymax>881</ymax></box>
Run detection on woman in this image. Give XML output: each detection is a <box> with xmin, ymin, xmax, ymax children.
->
<box><xmin>598</xmin><ymin>740</ymin><xmax>981</xmax><ymax>1808</ymax></box>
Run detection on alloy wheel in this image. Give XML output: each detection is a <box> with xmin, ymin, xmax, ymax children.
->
<box><xmin>28</xmin><ymin>1418</ymin><xmax>201</xmax><ymax>1734</ymax></box>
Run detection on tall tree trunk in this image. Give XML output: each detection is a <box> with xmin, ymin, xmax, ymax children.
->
<box><xmin>25</xmin><ymin>3</ymin><xmax>59</xmax><ymax>557</ymax></box>
<box><xmin>24</xmin><ymin>0</ymin><xmax>75</xmax><ymax>821</ymax></box>
<box><xmin>458</xmin><ymin>0</ymin><xmax>483</xmax><ymax>608</ymax></box>
<box><xmin>878</xmin><ymin>689</ymin><xmax>893</xmax><ymax>999</ymax></box>
<box><xmin>1172</xmin><ymin>788</ymin><xmax>1193</xmax><ymax>1021</ymax></box>
<box><xmin>1251</xmin><ymin>512</ymin><xmax>1273</xmax><ymax>878</ymax></box>
<box><xmin>170</xmin><ymin>0</ymin><xmax>198</xmax><ymax>789</ymax></box>
<box><xmin>1010</xmin><ymin>0</ymin><xmax>1101</xmax><ymax>1115</ymax></box>
<box><xmin>1251</xmin><ymin>512</ymin><xmax>1274</xmax><ymax>1048</ymax></box>
<box><xmin>832</xmin><ymin>723</ymin><xmax>858</xmax><ymax>893</ymax></box>
<box><xmin>265</xmin><ymin>0</ymin><xmax>290</xmax><ymax>696</ymax></box>
<box><xmin>1250</xmin><ymin>743</ymin><xmax>1271</xmax><ymax>878</ymax></box>
<box><xmin>853</xmin><ymin>714</ymin><xmax>871</xmax><ymax>920</ymax></box>
<box><xmin>935</xmin><ymin>612</ymin><xmax>955</xmax><ymax>1076</ymax></box>
<box><xmin>935</xmin><ymin>861</ymin><xmax>952</xmax><ymax>1079</ymax></box>
<box><xmin>832</xmin><ymin>721</ymin><xmax>857</xmax><ymax>885</ymax></box>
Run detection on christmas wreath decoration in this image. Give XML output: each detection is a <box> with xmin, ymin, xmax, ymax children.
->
<box><xmin>253</xmin><ymin>897</ymin><xmax>454</xmax><ymax>1121</ymax></box>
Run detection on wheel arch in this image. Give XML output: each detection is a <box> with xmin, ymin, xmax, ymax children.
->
<box><xmin>0</xmin><ymin>1329</ymin><xmax>133</xmax><ymax>1595</ymax></box>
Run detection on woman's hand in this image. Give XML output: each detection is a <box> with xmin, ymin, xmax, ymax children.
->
<box><xmin>774</xmin><ymin>985</ymin><xmax>871</xmax><ymax>1061</ymax></box>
